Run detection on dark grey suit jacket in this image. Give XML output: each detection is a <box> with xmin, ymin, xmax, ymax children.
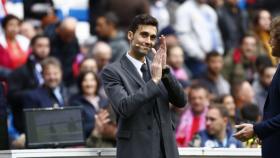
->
<box><xmin>101</xmin><ymin>55</ymin><xmax>186</xmax><ymax>158</ymax></box>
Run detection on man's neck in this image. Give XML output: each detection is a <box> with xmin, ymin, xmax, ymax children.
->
<box><xmin>216</xmin><ymin>128</ymin><xmax>227</xmax><ymax>142</ymax></box>
<box><xmin>128</xmin><ymin>50</ymin><xmax>145</xmax><ymax>63</ymax></box>
<box><xmin>207</xmin><ymin>71</ymin><xmax>219</xmax><ymax>82</ymax></box>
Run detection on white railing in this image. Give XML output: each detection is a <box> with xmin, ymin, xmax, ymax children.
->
<box><xmin>0</xmin><ymin>148</ymin><xmax>261</xmax><ymax>158</ymax></box>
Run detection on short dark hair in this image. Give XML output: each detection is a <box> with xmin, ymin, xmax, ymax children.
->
<box><xmin>205</xmin><ymin>51</ymin><xmax>221</xmax><ymax>62</ymax></box>
<box><xmin>1</xmin><ymin>14</ymin><xmax>21</xmax><ymax>29</ymax></box>
<box><xmin>208</xmin><ymin>103</ymin><xmax>229</xmax><ymax>118</ymax></box>
<box><xmin>41</xmin><ymin>57</ymin><xmax>62</xmax><ymax>73</ymax></box>
<box><xmin>99</xmin><ymin>12</ymin><xmax>119</xmax><ymax>28</ymax></box>
<box><xmin>77</xmin><ymin>70</ymin><xmax>100</xmax><ymax>95</ymax></box>
<box><xmin>240</xmin><ymin>104</ymin><xmax>260</xmax><ymax>123</ymax></box>
<box><xmin>128</xmin><ymin>14</ymin><xmax>158</xmax><ymax>33</ymax></box>
<box><xmin>30</xmin><ymin>34</ymin><xmax>49</xmax><ymax>47</ymax></box>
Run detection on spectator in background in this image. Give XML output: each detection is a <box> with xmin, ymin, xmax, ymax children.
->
<box><xmin>7</xmin><ymin>35</ymin><xmax>50</xmax><ymax>133</ymax></box>
<box><xmin>95</xmin><ymin>12</ymin><xmax>129</xmax><ymax>62</ymax></box>
<box><xmin>22</xmin><ymin>57</ymin><xmax>69</xmax><ymax>109</ymax></box>
<box><xmin>92</xmin><ymin>42</ymin><xmax>112</xmax><ymax>73</ymax></box>
<box><xmin>215</xmin><ymin>0</ymin><xmax>249</xmax><ymax>53</ymax></box>
<box><xmin>150</xmin><ymin>0</ymin><xmax>170</xmax><ymax>31</ymax></box>
<box><xmin>175</xmin><ymin>0</ymin><xmax>224</xmax><ymax>78</ymax></box>
<box><xmin>159</xmin><ymin>26</ymin><xmax>180</xmax><ymax>48</ymax></box>
<box><xmin>198</xmin><ymin>52</ymin><xmax>230</xmax><ymax>99</ymax></box>
<box><xmin>46</xmin><ymin>17</ymin><xmax>80</xmax><ymax>87</ymax></box>
<box><xmin>251</xmin><ymin>9</ymin><xmax>278</xmax><ymax>65</ymax></box>
<box><xmin>71</xmin><ymin>71</ymin><xmax>116</xmax><ymax>147</ymax></box>
<box><xmin>223</xmin><ymin>34</ymin><xmax>258</xmax><ymax>84</ymax></box>
<box><xmin>176</xmin><ymin>84</ymin><xmax>209</xmax><ymax>147</ymax></box>
<box><xmin>252</xmin><ymin>58</ymin><xmax>276</xmax><ymax>114</ymax></box>
<box><xmin>0</xmin><ymin>14</ymin><xmax>30</xmax><ymax>79</ymax></box>
<box><xmin>189</xmin><ymin>104</ymin><xmax>242</xmax><ymax>148</ymax></box>
<box><xmin>167</xmin><ymin>45</ymin><xmax>189</xmax><ymax>83</ymax></box>
<box><xmin>73</xmin><ymin>57</ymin><xmax>98</xmax><ymax>78</ymax></box>
<box><xmin>231</xmin><ymin>80</ymin><xmax>255</xmax><ymax>123</ymax></box>
<box><xmin>19</xmin><ymin>20</ymin><xmax>37</xmax><ymax>40</ymax></box>
<box><xmin>218</xmin><ymin>94</ymin><xmax>237</xmax><ymax>130</ymax></box>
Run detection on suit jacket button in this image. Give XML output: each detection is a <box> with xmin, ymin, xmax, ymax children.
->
<box><xmin>147</xmin><ymin>125</ymin><xmax>152</xmax><ymax>130</ymax></box>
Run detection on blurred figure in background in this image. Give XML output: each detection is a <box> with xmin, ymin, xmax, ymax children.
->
<box><xmin>71</xmin><ymin>71</ymin><xmax>116</xmax><ymax>147</ymax></box>
<box><xmin>189</xmin><ymin>104</ymin><xmax>242</xmax><ymax>148</ymax></box>
<box><xmin>95</xmin><ymin>12</ymin><xmax>129</xmax><ymax>62</ymax></box>
<box><xmin>198</xmin><ymin>52</ymin><xmax>230</xmax><ymax>99</ymax></box>
<box><xmin>46</xmin><ymin>17</ymin><xmax>79</xmax><ymax>87</ymax></box>
<box><xmin>175</xmin><ymin>0</ymin><xmax>224</xmax><ymax>78</ymax></box>
<box><xmin>223</xmin><ymin>34</ymin><xmax>258</xmax><ymax>84</ymax></box>
<box><xmin>167</xmin><ymin>45</ymin><xmax>189</xmax><ymax>84</ymax></box>
<box><xmin>7</xmin><ymin>35</ymin><xmax>50</xmax><ymax>133</ymax></box>
<box><xmin>251</xmin><ymin>9</ymin><xmax>278</xmax><ymax>65</ymax></box>
<box><xmin>176</xmin><ymin>84</ymin><xmax>210</xmax><ymax>147</ymax></box>
<box><xmin>22</xmin><ymin>57</ymin><xmax>69</xmax><ymax>109</ymax></box>
<box><xmin>19</xmin><ymin>20</ymin><xmax>37</xmax><ymax>40</ymax></box>
<box><xmin>252</xmin><ymin>56</ymin><xmax>276</xmax><ymax>115</ymax></box>
<box><xmin>216</xmin><ymin>94</ymin><xmax>236</xmax><ymax>130</ymax></box>
<box><xmin>0</xmin><ymin>14</ymin><xmax>30</xmax><ymax>79</ymax></box>
<box><xmin>92</xmin><ymin>42</ymin><xmax>112</xmax><ymax>73</ymax></box>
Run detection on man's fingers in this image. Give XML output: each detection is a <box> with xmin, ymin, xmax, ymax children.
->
<box><xmin>235</xmin><ymin>124</ymin><xmax>246</xmax><ymax>130</ymax></box>
<box><xmin>151</xmin><ymin>48</ymin><xmax>157</xmax><ymax>56</ymax></box>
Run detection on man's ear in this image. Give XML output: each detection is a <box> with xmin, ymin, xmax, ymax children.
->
<box><xmin>127</xmin><ymin>31</ymin><xmax>133</xmax><ymax>41</ymax></box>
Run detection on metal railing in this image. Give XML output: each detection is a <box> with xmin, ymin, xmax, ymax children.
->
<box><xmin>0</xmin><ymin>148</ymin><xmax>261</xmax><ymax>158</ymax></box>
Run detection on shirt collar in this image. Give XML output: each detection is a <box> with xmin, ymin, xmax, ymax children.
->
<box><xmin>126</xmin><ymin>52</ymin><xmax>146</xmax><ymax>77</ymax></box>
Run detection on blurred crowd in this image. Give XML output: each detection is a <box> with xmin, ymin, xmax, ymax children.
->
<box><xmin>0</xmin><ymin>0</ymin><xmax>279</xmax><ymax>149</ymax></box>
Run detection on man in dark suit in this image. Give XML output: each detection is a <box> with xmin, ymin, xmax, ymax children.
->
<box><xmin>22</xmin><ymin>57</ymin><xmax>68</xmax><ymax>109</ymax></box>
<box><xmin>7</xmin><ymin>34</ymin><xmax>50</xmax><ymax>132</ymax></box>
<box><xmin>234</xmin><ymin>16</ymin><xmax>280</xmax><ymax>158</ymax></box>
<box><xmin>101</xmin><ymin>14</ymin><xmax>186</xmax><ymax>158</ymax></box>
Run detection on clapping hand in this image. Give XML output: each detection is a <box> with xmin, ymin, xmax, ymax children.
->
<box><xmin>233</xmin><ymin>123</ymin><xmax>255</xmax><ymax>142</ymax></box>
<box><xmin>151</xmin><ymin>35</ymin><xmax>166</xmax><ymax>84</ymax></box>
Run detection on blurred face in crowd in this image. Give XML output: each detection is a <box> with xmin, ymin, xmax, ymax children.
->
<box><xmin>260</xmin><ymin>67</ymin><xmax>276</xmax><ymax>87</ymax></box>
<box><xmin>206</xmin><ymin>108</ymin><xmax>227</xmax><ymax>137</ymax></box>
<box><xmin>95</xmin><ymin>16</ymin><xmax>113</xmax><ymax>39</ymax></box>
<box><xmin>241</xmin><ymin>36</ymin><xmax>257</xmax><ymax>59</ymax></box>
<box><xmin>80</xmin><ymin>58</ymin><xmax>98</xmax><ymax>74</ymax></box>
<box><xmin>238</xmin><ymin>81</ymin><xmax>255</xmax><ymax>106</ymax></box>
<box><xmin>207</xmin><ymin>55</ymin><xmax>223</xmax><ymax>76</ymax></box>
<box><xmin>4</xmin><ymin>18</ymin><xmax>20</xmax><ymax>39</ymax></box>
<box><xmin>223</xmin><ymin>95</ymin><xmax>235</xmax><ymax>117</ymax></box>
<box><xmin>43</xmin><ymin>65</ymin><xmax>62</xmax><ymax>89</ymax></box>
<box><xmin>227</xmin><ymin>0</ymin><xmax>238</xmax><ymax>5</ymax></box>
<box><xmin>93</xmin><ymin>42</ymin><xmax>112</xmax><ymax>71</ymax></box>
<box><xmin>20</xmin><ymin>21</ymin><xmax>36</xmax><ymax>39</ymax></box>
<box><xmin>128</xmin><ymin>25</ymin><xmax>157</xmax><ymax>58</ymax></box>
<box><xmin>189</xmin><ymin>88</ymin><xmax>209</xmax><ymax>115</ymax></box>
<box><xmin>258</xmin><ymin>10</ymin><xmax>271</xmax><ymax>32</ymax></box>
<box><xmin>167</xmin><ymin>46</ymin><xmax>184</xmax><ymax>69</ymax></box>
<box><xmin>57</xmin><ymin>18</ymin><xmax>77</xmax><ymax>43</ymax></box>
<box><xmin>33</xmin><ymin>37</ymin><xmax>50</xmax><ymax>61</ymax></box>
<box><xmin>82</xmin><ymin>72</ymin><xmax>98</xmax><ymax>96</ymax></box>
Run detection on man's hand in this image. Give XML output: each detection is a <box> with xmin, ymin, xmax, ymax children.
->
<box><xmin>158</xmin><ymin>35</ymin><xmax>167</xmax><ymax>69</ymax></box>
<box><xmin>151</xmin><ymin>47</ymin><xmax>163</xmax><ymax>84</ymax></box>
<box><xmin>233</xmin><ymin>123</ymin><xmax>255</xmax><ymax>142</ymax></box>
<box><xmin>93</xmin><ymin>109</ymin><xmax>111</xmax><ymax>136</ymax></box>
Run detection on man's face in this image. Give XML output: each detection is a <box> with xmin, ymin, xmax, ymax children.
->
<box><xmin>239</xmin><ymin>82</ymin><xmax>255</xmax><ymax>105</ymax></box>
<box><xmin>128</xmin><ymin>25</ymin><xmax>157</xmax><ymax>56</ymax></box>
<box><xmin>33</xmin><ymin>38</ymin><xmax>50</xmax><ymax>60</ymax></box>
<box><xmin>43</xmin><ymin>65</ymin><xmax>62</xmax><ymax>89</ymax></box>
<box><xmin>206</xmin><ymin>108</ymin><xmax>227</xmax><ymax>137</ymax></box>
<box><xmin>189</xmin><ymin>88</ymin><xmax>209</xmax><ymax>114</ymax></box>
<box><xmin>167</xmin><ymin>46</ymin><xmax>184</xmax><ymax>69</ymax></box>
<box><xmin>241</xmin><ymin>36</ymin><xmax>257</xmax><ymax>59</ymax></box>
<box><xmin>95</xmin><ymin>52</ymin><xmax>112</xmax><ymax>71</ymax></box>
<box><xmin>95</xmin><ymin>17</ymin><xmax>111</xmax><ymax>39</ymax></box>
<box><xmin>260</xmin><ymin>67</ymin><xmax>276</xmax><ymax>87</ymax></box>
<box><xmin>207</xmin><ymin>56</ymin><xmax>223</xmax><ymax>75</ymax></box>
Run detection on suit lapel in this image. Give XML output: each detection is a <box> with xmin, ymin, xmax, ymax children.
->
<box><xmin>121</xmin><ymin>55</ymin><xmax>145</xmax><ymax>86</ymax></box>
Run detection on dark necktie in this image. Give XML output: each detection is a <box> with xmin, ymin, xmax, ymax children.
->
<box><xmin>140</xmin><ymin>63</ymin><xmax>150</xmax><ymax>82</ymax></box>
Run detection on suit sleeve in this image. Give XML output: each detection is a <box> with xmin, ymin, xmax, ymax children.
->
<box><xmin>101</xmin><ymin>66</ymin><xmax>162</xmax><ymax>119</ymax></box>
<box><xmin>161</xmin><ymin>68</ymin><xmax>187</xmax><ymax>108</ymax></box>
<box><xmin>253</xmin><ymin>113</ymin><xmax>280</xmax><ymax>140</ymax></box>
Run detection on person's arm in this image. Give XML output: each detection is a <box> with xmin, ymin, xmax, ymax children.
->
<box><xmin>253</xmin><ymin>114</ymin><xmax>280</xmax><ymax>140</ymax></box>
<box><xmin>161</xmin><ymin>67</ymin><xmax>186</xmax><ymax>108</ymax></box>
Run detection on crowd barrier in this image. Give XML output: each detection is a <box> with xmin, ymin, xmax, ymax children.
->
<box><xmin>0</xmin><ymin>148</ymin><xmax>261</xmax><ymax>158</ymax></box>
